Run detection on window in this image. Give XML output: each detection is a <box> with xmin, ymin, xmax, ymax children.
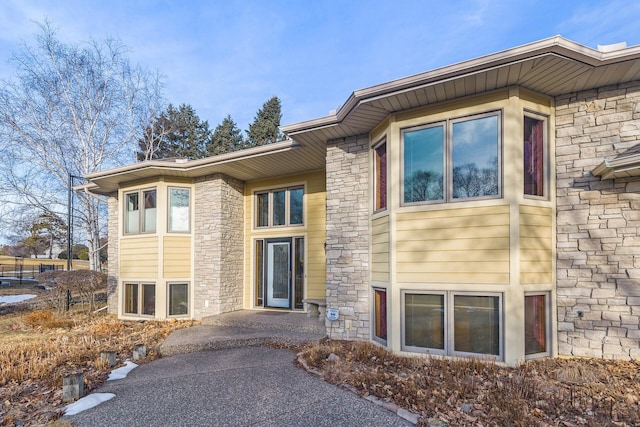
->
<box><xmin>168</xmin><ymin>283</ymin><xmax>189</xmax><ymax>317</ymax></box>
<box><xmin>402</xmin><ymin>291</ymin><xmax>502</xmax><ymax>358</ymax></box>
<box><xmin>255</xmin><ymin>187</ymin><xmax>304</xmax><ymax>228</ymax></box>
<box><xmin>124</xmin><ymin>189</ymin><xmax>156</xmax><ymax>234</ymax></box>
<box><xmin>373</xmin><ymin>288</ymin><xmax>388</xmax><ymax>342</ymax></box>
<box><xmin>525</xmin><ymin>294</ymin><xmax>548</xmax><ymax>356</ymax></box>
<box><xmin>168</xmin><ymin>187</ymin><xmax>190</xmax><ymax>232</ymax></box>
<box><xmin>524</xmin><ymin>115</ymin><xmax>546</xmax><ymax>197</ymax></box>
<box><xmin>124</xmin><ymin>283</ymin><xmax>155</xmax><ymax>316</ymax></box>
<box><xmin>374</xmin><ymin>141</ymin><xmax>387</xmax><ymax>211</ymax></box>
<box><xmin>402</xmin><ymin>112</ymin><xmax>500</xmax><ymax>204</ymax></box>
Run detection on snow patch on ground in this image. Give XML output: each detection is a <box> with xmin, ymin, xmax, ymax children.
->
<box><xmin>0</xmin><ymin>294</ymin><xmax>37</xmax><ymax>304</ymax></box>
<box><xmin>64</xmin><ymin>393</ymin><xmax>115</xmax><ymax>416</ymax></box>
<box><xmin>64</xmin><ymin>360</ymin><xmax>138</xmax><ymax>416</ymax></box>
<box><xmin>107</xmin><ymin>360</ymin><xmax>138</xmax><ymax>381</ymax></box>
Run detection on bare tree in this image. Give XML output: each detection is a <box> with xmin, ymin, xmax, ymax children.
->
<box><xmin>0</xmin><ymin>21</ymin><xmax>164</xmax><ymax>270</ymax></box>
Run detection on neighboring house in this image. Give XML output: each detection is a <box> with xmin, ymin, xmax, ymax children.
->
<box><xmin>83</xmin><ymin>36</ymin><xmax>640</xmax><ymax>365</ymax></box>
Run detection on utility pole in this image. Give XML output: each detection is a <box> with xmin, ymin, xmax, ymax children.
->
<box><xmin>66</xmin><ymin>173</ymin><xmax>83</xmax><ymax>271</ymax></box>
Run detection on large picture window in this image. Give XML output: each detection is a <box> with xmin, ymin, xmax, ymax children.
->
<box><xmin>168</xmin><ymin>187</ymin><xmax>190</xmax><ymax>232</ymax></box>
<box><xmin>402</xmin><ymin>291</ymin><xmax>502</xmax><ymax>358</ymax></box>
<box><xmin>124</xmin><ymin>189</ymin><xmax>156</xmax><ymax>234</ymax></box>
<box><xmin>402</xmin><ymin>112</ymin><xmax>501</xmax><ymax>204</ymax></box>
<box><xmin>124</xmin><ymin>282</ymin><xmax>155</xmax><ymax>316</ymax></box>
<box><xmin>255</xmin><ymin>187</ymin><xmax>304</xmax><ymax>228</ymax></box>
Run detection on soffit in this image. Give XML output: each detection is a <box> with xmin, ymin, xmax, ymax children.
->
<box><xmin>84</xmin><ymin>139</ymin><xmax>326</xmax><ymax>195</ymax></box>
<box><xmin>282</xmin><ymin>36</ymin><xmax>640</xmax><ymax>146</ymax></box>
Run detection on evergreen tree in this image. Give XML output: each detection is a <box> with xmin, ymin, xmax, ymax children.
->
<box><xmin>208</xmin><ymin>115</ymin><xmax>244</xmax><ymax>156</ymax></box>
<box><xmin>245</xmin><ymin>96</ymin><xmax>283</xmax><ymax>148</ymax></box>
<box><xmin>137</xmin><ymin>103</ymin><xmax>211</xmax><ymax>160</ymax></box>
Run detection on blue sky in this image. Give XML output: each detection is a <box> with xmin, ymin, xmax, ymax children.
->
<box><xmin>0</xmin><ymin>0</ymin><xmax>639</xmax><ymax>134</ymax></box>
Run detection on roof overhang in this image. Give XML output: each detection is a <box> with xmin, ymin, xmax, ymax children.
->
<box><xmin>592</xmin><ymin>154</ymin><xmax>640</xmax><ymax>180</ymax></box>
<box><xmin>83</xmin><ymin>139</ymin><xmax>326</xmax><ymax>195</ymax></box>
<box><xmin>282</xmin><ymin>36</ymin><xmax>640</xmax><ymax>146</ymax></box>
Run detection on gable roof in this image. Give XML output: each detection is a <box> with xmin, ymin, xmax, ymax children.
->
<box><xmin>282</xmin><ymin>36</ymin><xmax>640</xmax><ymax>146</ymax></box>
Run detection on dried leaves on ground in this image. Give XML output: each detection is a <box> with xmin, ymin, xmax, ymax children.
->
<box><xmin>299</xmin><ymin>340</ymin><xmax>640</xmax><ymax>427</ymax></box>
<box><xmin>0</xmin><ymin>309</ymin><xmax>196</xmax><ymax>426</ymax></box>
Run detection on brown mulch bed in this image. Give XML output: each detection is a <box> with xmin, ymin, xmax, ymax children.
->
<box><xmin>298</xmin><ymin>340</ymin><xmax>640</xmax><ymax>426</ymax></box>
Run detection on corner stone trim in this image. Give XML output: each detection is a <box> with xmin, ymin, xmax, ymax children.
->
<box><xmin>325</xmin><ymin>135</ymin><xmax>371</xmax><ymax>339</ymax></box>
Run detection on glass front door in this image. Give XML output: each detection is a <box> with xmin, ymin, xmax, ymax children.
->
<box><xmin>267</xmin><ymin>240</ymin><xmax>291</xmax><ymax>308</ymax></box>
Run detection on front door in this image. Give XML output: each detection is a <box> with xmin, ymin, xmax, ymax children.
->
<box><xmin>266</xmin><ymin>240</ymin><xmax>291</xmax><ymax>308</ymax></box>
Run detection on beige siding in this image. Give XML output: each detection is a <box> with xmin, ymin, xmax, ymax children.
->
<box><xmin>520</xmin><ymin>205</ymin><xmax>552</xmax><ymax>284</ymax></box>
<box><xmin>120</xmin><ymin>236</ymin><xmax>159</xmax><ymax>278</ymax></box>
<box><xmin>371</xmin><ymin>216</ymin><xmax>389</xmax><ymax>282</ymax></box>
<box><xmin>243</xmin><ymin>171</ymin><xmax>326</xmax><ymax>306</ymax></box>
<box><xmin>163</xmin><ymin>235</ymin><xmax>192</xmax><ymax>278</ymax></box>
<box><xmin>395</xmin><ymin>205</ymin><xmax>510</xmax><ymax>284</ymax></box>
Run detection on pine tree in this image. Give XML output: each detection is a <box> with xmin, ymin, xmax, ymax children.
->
<box><xmin>245</xmin><ymin>96</ymin><xmax>284</xmax><ymax>148</ymax></box>
<box><xmin>137</xmin><ymin>103</ymin><xmax>211</xmax><ymax>160</ymax></box>
<box><xmin>208</xmin><ymin>115</ymin><xmax>244</xmax><ymax>155</ymax></box>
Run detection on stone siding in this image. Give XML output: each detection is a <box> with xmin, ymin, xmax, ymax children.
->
<box><xmin>555</xmin><ymin>81</ymin><xmax>640</xmax><ymax>360</ymax></box>
<box><xmin>193</xmin><ymin>174</ymin><xmax>244</xmax><ymax>318</ymax></box>
<box><xmin>325</xmin><ymin>135</ymin><xmax>370</xmax><ymax>338</ymax></box>
<box><xmin>107</xmin><ymin>194</ymin><xmax>119</xmax><ymax>314</ymax></box>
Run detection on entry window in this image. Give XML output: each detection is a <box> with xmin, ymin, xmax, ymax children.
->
<box><xmin>373</xmin><ymin>288</ymin><xmax>387</xmax><ymax>343</ymax></box>
<box><xmin>124</xmin><ymin>282</ymin><xmax>155</xmax><ymax>316</ymax></box>
<box><xmin>524</xmin><ymin>115</ymin><xmax>546</xmax><ymax>197</ymax></box>
<box><xmin>402</xmin><ymin>291</ymin><xmax>502</xmax><ymax>359</ymax></box>
<box><xmin>168</xmin><ymin>283</ymin><xmax>189</xmax><ymax>317</ymax></box>
<box><xmin>124</xmin><ymin>188</ymin><xmax>156</xmax><ymax>234</ymax></box>
<box><xmin>168</xmin><ymin>187</ymin><xmax>190</xmax><ymax>232</ymax></box>
<box><xmin>402</xmin><ymin>112</ymin><xmax>501</xmax><ymax>204</ymax></box>
<box><xmin>525</xmin><ymin>294</ymin><xmax>548</xmax><ymax>356</ymax></box>
<box><xmin>374</xmin><ymin>140</ymin><xmax>387</xmax><ymax>211</ymax></box>
<box><xmin>255</xmin><ymin>187</ymin><xmax>304</xmax><ymax>228</ymax></box>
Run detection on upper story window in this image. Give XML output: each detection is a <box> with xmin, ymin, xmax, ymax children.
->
<box><xmin>256</xmin><ymin>187</ymin><xmax>304</xmax><ymax>228</ymax></box>
<box><xmin>524</xmin><ymin>114</ymin><xmax>546</xmax><ymax>197</ymax></box>
<box><xmin>168</xmin><ymin>187</ymin><xmax>190</xmax><ymax>232</ymax></box>
<box><xmin>373</xmin><ymin>141</ymin><xmax>387</xmax><ymax>212</ymax></box>
<box><xmin>124</xmin><ymin>189</ymin><xmax>156</xmax><ymax>234</ymax></box>
<box><xmin>402</xmin><ymin>112</ymin><xmax>501</xmax><ymax>205</ymax></box>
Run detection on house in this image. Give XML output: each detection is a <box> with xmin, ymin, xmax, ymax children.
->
<box><xmin>83</xmin><ymin>36</ymin><xmax>640</xmax><ymax>365</ymax></box>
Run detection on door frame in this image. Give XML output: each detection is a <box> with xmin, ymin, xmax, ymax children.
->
<box><xmin>265</xmin><ymin>237</ymin><xmax>292</xmax><ymax>309</ymax></box>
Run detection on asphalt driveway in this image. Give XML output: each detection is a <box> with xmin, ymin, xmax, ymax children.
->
<box><xmin>64</xmin><ymin>346</ymin><xmax>414</xmax><ymax>426</ymax></box>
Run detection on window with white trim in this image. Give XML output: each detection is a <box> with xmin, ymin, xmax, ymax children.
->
<box><xmin>402</xmin><ymin>291</ymin><xmax>502</xmax><ymax>358</ymax></box>
<box><xmin>402</xmin><ymin>112</ymin><xmax>501</xmax><ymax>205</ymax></box>
<box><xmin>124</xmin><ymin>189</ymin><xmax>157</xmax><ymax>234</ymax></box>
<box><xmin>124</xmin><ymin>282</ymin><xmax>155</xmax><ymax>316</ymax></box>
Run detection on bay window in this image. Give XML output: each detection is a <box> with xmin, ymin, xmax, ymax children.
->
<box><xmin>402</xmin><ymin>112</ymin><xmax>501</xmax><ymax>204</ymax></box>
<box><xmin>524</xmin><ymin>115</ymin><xmax>546</xmax><ymax>197</ymax></box>
<box><xmin>168</xmin><ymin>187</ymin><xmax>190</xmax><ymax>232</ymax></box>
<box><xmin>124</xmin><ymin>282</ymin><xmax>155</xmax><ymax>316</ymax></box>
<box><xmin>374</xmin><ymin>141</ymin><xmax>387</xmax><ymax>211</ymax></box>
<box><xmin>124</xmin><ymin>189</ymin><xmax>156</xmax><ymax>234</ymax></box>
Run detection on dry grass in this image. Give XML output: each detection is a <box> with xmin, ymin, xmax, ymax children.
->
<box><xmin>0</xmin><ymin>308</ymin><xmax>196</xmax><ymax>425</ymax></box>
<box><xmin>300</xmin><ymin>340</ymin><xmax>640</xmax><ymax>426</ymax></box>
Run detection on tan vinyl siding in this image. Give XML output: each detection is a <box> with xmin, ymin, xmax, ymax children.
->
<box><xmin>371</xmin><ymin>216</ymin><xmax>390</xmax><ymax>282</ymax></box>
<box><xmin>120</xmin><ymin>236</ymin><xmax>159</xmax><ymax>278</ymax></box>
<box><xmin>243</xmin><ymin>171</ymin><xmax>326</xmax><ymax>306</ymax></box>
<box><xmin>163</xmin><ymin>235</ymin><xmax>192</xmax><ymax>278</ymax></box>
<box><xmin>520</xmin><ymin>205</ymin><xmax>552</xmax><ymax>284</ymax></box>
<box><xmin>395</xmin><ymin>205</ymin><xmax>510</xmax><ymax>284</ymax></box>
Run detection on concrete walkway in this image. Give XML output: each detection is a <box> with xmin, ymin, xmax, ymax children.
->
<box><xmin>159</xmin><ymin>310</ymin><xmax>327</xmax><ymax>356</ymax></box>
<box><xmin>65</xmin><ymin>310</ymin><xmax>415</xmax><ymax>426</ymax></box>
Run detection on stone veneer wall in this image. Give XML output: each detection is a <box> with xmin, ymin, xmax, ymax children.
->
<box><xmin>107</xmin><ymin>194</ymin><xmax>119</xmax><ymax>314</ymax></box>
<box><xmin>555</xmin><ymin>81</ymin><xmax>640</xmax><ymax>360</ymax></box>
<box><xmin>325</xmin><ymin>135</ymin><xmax>370</xmax><ymax>338</ymax></box>
<box><xmin>193</xmin><ymin>174</ymin><xmax>244</xmax><ymax>318</ymax></box>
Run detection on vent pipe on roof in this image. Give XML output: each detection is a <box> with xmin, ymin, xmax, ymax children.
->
<box><xmin>597</xmin><ymin>41</ymin><xmax>627</xmax><ymax>53</ymax></box>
